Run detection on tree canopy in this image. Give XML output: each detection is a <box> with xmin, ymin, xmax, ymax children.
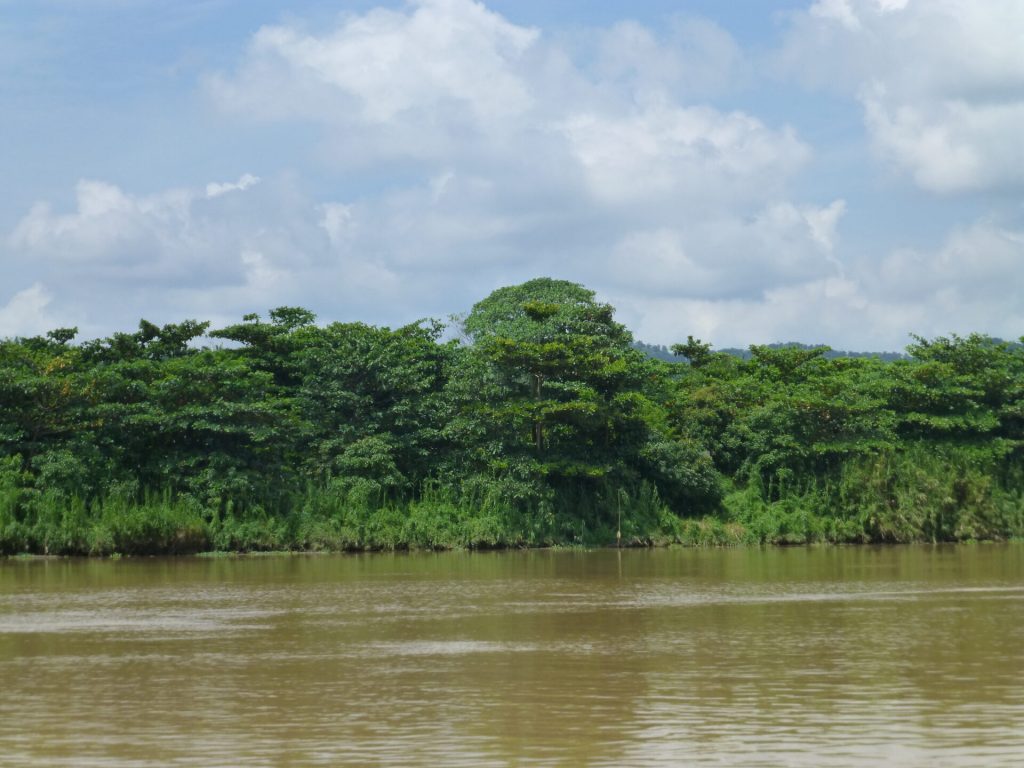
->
<box><xmin>1</xmin><ymin>278</ymin><xmax>1022</xmax><ymax>554</ymax></box>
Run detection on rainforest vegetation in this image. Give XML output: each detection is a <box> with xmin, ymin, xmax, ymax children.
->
<box><xmin>2</xmin><ymin>278</ymin><xmax>1023</xmax><ymax>555</ymax></box>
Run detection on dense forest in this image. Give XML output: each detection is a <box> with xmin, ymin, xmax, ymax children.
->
<box><xmin>2</xmin><ymin>278</ymin><xmax>1022</xmax><ymax>555</ymax></box>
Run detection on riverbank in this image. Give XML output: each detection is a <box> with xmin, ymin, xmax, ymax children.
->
<box><xmin>3</xmin><ymin>485</ymin><xmax>1021</xmax><ymax>556</ymax></box>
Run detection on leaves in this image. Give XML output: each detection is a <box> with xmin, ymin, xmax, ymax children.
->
<box><xmin>1</xmin><ymin>282</ymin><xmax>1023</xmax><ymax>553</ymax></box>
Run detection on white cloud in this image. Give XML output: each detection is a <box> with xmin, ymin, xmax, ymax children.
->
<box><xmin>608</xmin><ymin>229</ymin><xmax>706</xmax><ymax>293</ymax></box>
<box><xmin>4</xmin><ymin>174</ymin><xmax>346</xmax><ymax>330</ymax></box>
<box><xmin>206</xmin><ymin>0</ymin><xmax>790</xmax><ymax>191</ymax></box>
<box><xmin>612</xmin><ymin>277</ymin><xmax>873</xmax><ymax>350</ymax></box>
<box><xmin>810</xmin><ymin>0</ymin><xmax>908</xmax><ymax>29</ymax></box>
<box><xmin>206</xmin><ymin>173</ymin><xmax>260</xmax><ymax>198</ymax></box>
<box><xmin>877</xmin><ymin>220</ymin><xmax>1024</xmax><ymax>304</ymax></box>
<box><xmin>9</xmin><ymin>0</ymin><xmax>1020</xmax><ymax>352</ymax></box>
<box><xmin>0</xmin><ymin>283</ymin><xmax>60</xmax><ymax>338</ymax></box>
<box><xmin>803</xmin><ymin>199</ymin><xmax>845</xmax><ymax>254</ymax></box>
<box><xmin>319</xmin><ymin>202</ymin><xmax>355</xmax><ymax>248</ymax></box>
<box><xmin>861</xmin><ymin>90</ymin><xmax>1024</xmax><ymax>194</ymax></box>
<box><xmin>783</xmin><ymin>0</ymin><xmax>1024</xmax><ymax>193</ymax></box>
<box><xmin>594</xmin><ymin>17</ymin><xmax>746</xmax><ymax>97</ymax></box>
<box><xmin>558</xmin><ymin>103</ymin><xmax>809</xmax><ymax>206</ymax></box>
<box><xmin>605</xmin><ymin>199</ymin><xmax>847</xmax><ymax>299</ymax></box>
<box><xmin>11</xmin><ymin>180</ymin><xmax>189</xmax><ymax>262</ymax></box>
<box><xmin>613</xmin><ymin>216</ymin><xmax>1024</xmax><ymax>350</ymax></box>
<box><xmin>810</xmin><ymin>0</ymin><xmax>863</xmax><ymax>31</ymax></box>
<box><xmin>207</xmin><ymin>0</ymin><xmax>539</xmax><ymax>133</ymax></box>
<box><xmin>196</xmin><ymin>0</ymin><xmax>832</xmax><ymax>325</ymax></box>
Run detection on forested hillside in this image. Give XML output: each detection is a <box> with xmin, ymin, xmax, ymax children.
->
<box><xmin>633</xmin><ymin>340</ymin><xmax>908</xmax><ymax>363</ymax></box>
<box><xmin>2</xmin><ymin>278</ymin><xmax>1022</xmax><ymax>554</ymax></box>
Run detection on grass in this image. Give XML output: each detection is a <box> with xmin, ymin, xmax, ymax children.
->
<box><xmin>722</xmin><ymin>446</ymin><xmax>1024</xmax><ymax>545</ymax></box>
<box><xmin>2</xmin><ymin>452</ymin><xmax>1022</xmax><ymax>556</ymax></box>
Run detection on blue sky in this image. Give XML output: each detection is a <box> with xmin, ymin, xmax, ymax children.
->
<box><xmin>2</xmin><ymin>0</ymin><xmax>1022</xmax><ymax>350</ymax></box>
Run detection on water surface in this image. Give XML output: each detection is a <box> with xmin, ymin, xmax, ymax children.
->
<box><xmin>2</xmin><ymin>545</ymin><xmax>1022</xmax><ymax>766</ymax></box>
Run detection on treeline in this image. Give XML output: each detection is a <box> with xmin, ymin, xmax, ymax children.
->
<box><xmin>2</xmin><ymin>278</ymin><xmax>1023</xmax><ymax>554</ymax></box>
<box><xmin>633</xmin><ymin>340</ymin><xmax>908</xmax><ymax>363</ymax></box>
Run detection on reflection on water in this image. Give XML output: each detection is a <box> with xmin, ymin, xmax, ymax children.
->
<box><xmin>2</xmin><ymin>545</ymin><xmax>1022</xmax><ymax>766</ymax></box>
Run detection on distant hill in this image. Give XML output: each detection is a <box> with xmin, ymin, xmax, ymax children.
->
<box><xmin>632</xmin><ymin>341</ymin><xmax>678</xmax><ymax>362</ymax></box>
<box><xmin>716</xmin><ymin>343</ymin><xmax>909</xmax><ymax>363</ymax></box>
<box><xmin>632</xmin><ymin>340</ymin><xmax>909</xmax><ymax>363</ymax></box>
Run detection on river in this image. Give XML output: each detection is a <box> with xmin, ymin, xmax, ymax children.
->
<box><xmin>2</xmin><ymin>545</ymin><xmax>1022</xmax><ymax>766</ymax></box>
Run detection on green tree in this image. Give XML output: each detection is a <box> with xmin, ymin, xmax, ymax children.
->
<box><xmin>297</xmin><ymin>320</ymin><xmax>452</xmax><ymax>497</ymax></box>
<box><xmin>451</xmin><ymin>278</ymin><xmax>721</xmax><ymax>522</ymax></box>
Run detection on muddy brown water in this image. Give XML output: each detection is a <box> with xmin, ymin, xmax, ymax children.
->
<box><xmin>2</xmin><ymin>545</ymin><xmax>1022</xmax><ymax>766</ymax></box>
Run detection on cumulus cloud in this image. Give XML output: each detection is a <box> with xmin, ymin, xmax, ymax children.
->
<box><xmin>782</xmin><ymin>0</ymin><xmax>1024</xmax><ymax>193</ymax></box>
<box><xmin>163</xmin><ymin>0</ymin><xmax>850</xmax><ymax>338</ymax></box>
<box><xmin>558</xmin><ymin>103</ymin><xmax>809</xmax><ymax>207</ymax></box>
<box><xmin>605</xmin><ymin>199</ymin><xmax>846</xmax><ymax>300</ymax></box>
<box><xmin>206</xmin><ymin>0</ymin><xmax>793</xmax><ymax>186</ymax></box>
<box><xmin>11</xmin><ymin>180</ymin><xmax>190</xmax><ymax>267</ymax></box>
<box><xmin>4</xmin><ymin>174</ymin><xmax>350</xmax><ymax>333</ymax></box>
<box><xmin>593</xmin><ymin>17</ymin><xmax>746</xmax><ymax>98</ymax></box>
<box><xmin>7</xmin><ymin>0</ymin><xmax>1020</xmax><ymax>351</ymax></box>
<box><xmin>205</xmin><ymin>0</ymin><xmax>544</xmax><ymax>165</ymax></box>
<box><xmin>0</xmin><ymin>284</ymin><xmax>60</xmax><ymax>339</ymax></box>
<box><xmin>614</xmin><ymin>277</ymin><xmax>874</xmax><ymax>351</ymax></box>
<box><xmin>876</xmin><ymin>220</ymin><xmax>1024</xmax><ymax>306</ymax></box>
<box><xmin>3</xmin><ymin>169</ymin><xmax>566</xmax><ymax>336</ymax></box>
<box><xmin>861</xmin><ymin>91</ymin><xmax>1024</xmax><ymax>194</ymax></box>
<box><xmin>613</xmin><ymin>216</ymin><xmax>1024</xmax><ymax>350</ymax></box>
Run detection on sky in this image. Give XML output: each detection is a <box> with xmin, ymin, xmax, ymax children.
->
<box><xmin>1</xmin><ymin>0</ymin><xmax>1022</xmax><ymax>351</ymax></box>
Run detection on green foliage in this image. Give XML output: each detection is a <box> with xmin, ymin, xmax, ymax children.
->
<box><xmin>449</xmin><ymin>278</ymin><xmax>693</xmax><ymax>518</ymax></box>
<box><xmin>461</xmin><ymin>278</ymin><xmax>628</xmax><ymax>347</ymax></box>
<box><xmin>671</xmin><ymin>336</ymin><xmax>713</xmax><ymax>367</ymax></box>
<box><xmin>91</xmin><ymin>493</ymin><xmax>210</xmax><ymax>555</ymax></box>
<box><xmin>1</xmin><ymin>279</ymin><xmax>1022</xmax><ymax>554</ymax></box>
<box><xmin>297</xmin><ymin>320</ymin><xmax>451</xmax><ymax>491</ymax></box>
